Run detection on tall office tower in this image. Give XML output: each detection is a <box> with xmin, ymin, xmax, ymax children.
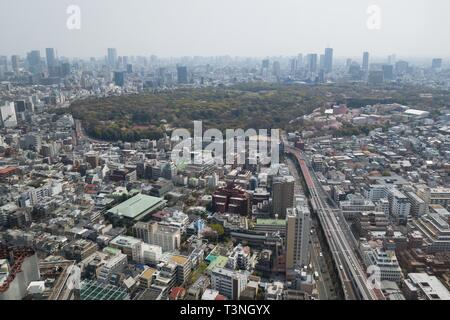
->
<box><xmin>319</xmin><ymin>54</ymin><xmax>325</xmax><ymax>70</ymax></box>
<box><xmin>297</xmin><ymin>54</ymin><xmax>303</xmax><ymax>69</ymax></box>
<box><xmin>11</xmin><ymin>55</ymin><xmax>20</xmax><ymax>73</ymax></box>
<box><xmin>324</xmin><ymin>48</ymin><xmax>333</xmax><ymax>73</ymax></box>
<box><xmin>126</xmin><ymin>64</ymin><xmax>133</xmax><ymax>73</ymax></box>
<box><xmin>261</xmin><ymin>59</ymin><xmax>270</xmax><ymax>70</ymax></box>
<box><xmin>362</xmin><ymin>51</ymin><xmax>370</xmax><ymax>72</ymax></box>
<box><xmin>61</xmin><ymin>62</ymin><xmax>71</xmax><ymax>77</ymax></box>
<box><xmin>0</xmin><ymin>101</ymin><xmax>18</xmax><ymax>128</ymax></box>
<box><xmin>45</xmin><ymin>48</ymin><xmax>56</xmax><ymax>68</ymax></box>
<box><xmin>289</xmin><ymin>59</ymin><xmax>297</xmax><ymax>76</ymax></box>
<box><xmin>107</xmin><ymin>48</ymin><xmax>118</xmax><ymax>67</ymax></box>
<box><xmin>272</xmin><ymin>175</ymin><xmax>295</xmax><ymax>218</ymax></box>
<box><xmin>45</xmin><ymin>48</ymin><xmax>58</xmax><ymax>76</ymax></box>
<box><xmin>382</xmin><ymin>64</ymin><xmax>394</xmax><ymax>81</ymax></box>
<box><xmin>285</xmin><ymin>199</ymin><xmax>311</xmax><ymax>278</ymax></box>
<box><xmin>432</xmin><ymin>58</ymin><xmax>443</xmax><ymax>70</ymax></box>
<box><xmin>306</xmin><ymin>54</ymin><xmax>318</xmax><ymax>73</ymax></box>
<box><xmin>27</xmin><ymin>50</ymin><xmax>42</xmax><ymax>74</ymax></box>
<box><xmin>113</xmin><ymin>71</ymin><xmax>125</xmax><ymax>87</ymax></box>
<box><xmin>177</xmin><ymin>66</ymin><xmax>188</xmax><ymax>84</ymax></box>
<box><xmin>272</xmin><ymin>61</ymin><xmax>281</xmax><ymax>77</ymax></box>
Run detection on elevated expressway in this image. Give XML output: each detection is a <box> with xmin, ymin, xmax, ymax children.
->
<box><xmin>285</xmin><ymin>144</ymin><xmax>382</xmax><ymax>300</ymax></box>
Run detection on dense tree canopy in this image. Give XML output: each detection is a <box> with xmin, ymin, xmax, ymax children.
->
<box><xmin>70</xmin><ymin>83</ymin><xmax>450</xmax><ymax>142</ymax></box>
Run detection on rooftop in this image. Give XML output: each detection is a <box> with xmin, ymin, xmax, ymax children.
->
<box><xmin>107</xmin><ymin>193</ymin><xmax>166</xmax><ymax>219</ymax></box>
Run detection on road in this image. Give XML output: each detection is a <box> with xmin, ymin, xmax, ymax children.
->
<box><xmin>283</xmin><ymin>138</ymin><xmax>382</xmax><ymax>300</ymax></box>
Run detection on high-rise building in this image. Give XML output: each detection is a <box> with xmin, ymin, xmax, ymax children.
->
<box><xmin>27</xmin><ymin>50</ymin><xmax>42</xmax><ymax>74</ymax></box>
<box><xmin>432</xmin><ymin>58</ymin><xmax>443</xmax><ymax>70</ymax></box>
<box><xmin>382</xmin><ymin>64</ymin><xmax>394</xmax><ymax>81</ymax></box>
<box><xmin>289</xmin><ymin>59</ymin><xmax>297</xmax><ymax>76</ymax></box>
<box><xmin>45</xmin><ymin>48</ymin><xmax>58</xmax><ymax>76</ymax></box>
<box><xmin>176</xmin><ymin>66</ymin><xmax>188</xmax><ymax>84</ymax></box>
<box><xmin>272</xmin><ymin>175</ymin><xmax>295</xmax><ymax>218</ymax></box>
<box><xmin>113</xmin><ymin>71</ymin><xmax>125</xmax><ymax>87</ymax></box>
<box><xmin>362</xmin><ymin>51</ymin><xmax>370</xmax><ymax>72</ymax></box>
<box><xmin>126</xmin><ymin>64</ymin><xmax>133</xmax><ymax>74</ymax></box>
<box><xmin>306</xmin><ymin>54</ymin><xmax>318</xmax><ymax>73</ymax></box>
<box><xmin>324</xmin><ymin>48</ymin><xmax>333</xmax><ymax>73</ymax></box>
<box><xmin>297</xmin><ymin>54</ymin><xmax>303</xmax><ymax>69</ymax></box>
<box><xmin>272</xmin><ymin>61</ymin><xmax>281</xmax><ymax>77</ymax></box>
<box><xmin>107</xmin><ymin>48</ymin><xmax>118</xmax><ymax>68</ymax></box>
<box><xmin>285</xmin><ymin>198</ymin><xmax>311</xmax><ymax>278</ymax></box>
<box><xmin>368</xmin><ymin>70</ymin><xmax>383</xmax><ymax>85</ymax></box>
<box><xmin>45</xmin><ymin>48</ymin><xmax>56</xmax><ymax>68</ymax></box>
<box><xmin>11</xmin><ymin>55</ymin><xmax>20</xmax><ymax>73</ymax></box>
<box><xmin>61</xmin><ymin>62</ymin><xmax>71</xmax><ymax>77</ymax></box>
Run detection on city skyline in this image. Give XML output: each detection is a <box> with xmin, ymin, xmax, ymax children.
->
<box><xmin>1</xmin><ymin>0</ymin><xmax>450</xmax><ymax>58</ymax></box>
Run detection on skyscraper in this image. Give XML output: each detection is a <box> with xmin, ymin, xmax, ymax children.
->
<box><xmin>45</xmin><ymin>48</ymin><xmax>58</xmax><ymax>76</ymax></box>
<box><xmin>362</xmin><ymin>52</ymin><xmax>370</xmax><ymax>72</ymax></box>
<box><xmin>272</xmin><ymin>61</ymin><xmax>281</xmax><ymax>77</ymax></box>
<box><xmin>27</xmin><ymin>50</ymin><xmax>42</xmax><ymax>74</ymax></box>
<box><xmin>382</xmin><ymin>64</ymin><xmax>394</xmax><ymax>81</ymax></box>
<box><xmin>272</xmin><ymin>175</ymin><xmax>295</xmax><ymax>218</ymax></box>
<box><xmin>11</xmin><ymin>55</ymin><xmax>20</xmax><ymax>73</ymax></box>
<box><xmin>297</xmin><ymin>54</ymin><xmax>303</xmax><ymax>69</ymax></box>
<box><xmin>324</xmin><ymin>48</ymin><xmax>333</xmax><ymax>73</ymax></box>
<box><xmin>45</xmin><ymin>48</ymin><xmax>56</xmax><ymax>68</ymax></box>
<box><xmin>113</xmin><ymin>71</ymin><xmax>125</xmax><ymax>87</ymax></box>
<box><xmin>306</xmin><ymin>54</ymin><xmax>318</xmax><ymax>73</ymax></box>
<box><xmin>289</xmin><ymin>59</ymin><xmax>297</xmax><ymax>76</ymax></box>
<box><xmin>177</xmin><ymin>66</ymin><xmax>188</xmax><ymax>84</ymax></box>
<box><xmin>107</xmin><ymin>48</ymin><xmax>118</xmax><ymax>68</ymax></box>
<box><xmin>285</xmin><ymin>198</ymin><xmax>311</xmax><ymax>278</ymax></box>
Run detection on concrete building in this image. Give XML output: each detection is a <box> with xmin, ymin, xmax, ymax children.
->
<box><xmin>340</xmin><ymin>194</ymin><xmax>376</xmax><ymax>220</ymax></box>
<box><xmin>132</xmin><ymin>221</ymin><xmax>181</xmax><ymax>253</ymax></box>
<box><xmin>210</xmin><ymin>267</ymin><xmax>248</xmax><ymax>300</ymax></box>
<box><xmin>285</xmin><ymin>203</ymin><xmax>311</xmax><ymax>278</ymax></box>
<box><xmin>272</xmin><ymin>175</ymin><xmax>295</xmax><ymax>218</ymax></box>
<box><xmin>388</xmin><ymin>188</ymin><xmax>411</xmax><ymax>225</ymax></box>
<box><xmin>412</xmin><ymin>213</ymin><xmax>450</xmax><ymax>253</ymax></box>
<box><xmin>406</xmin><ymin>191</ymin><xmax>427</xmax><ymax>217</ymax></box>
<box><xmin>403</xmin><ymin>273</ymin><xmax>450</xmax><ymax>300</ymax></box>
<box><xmin>363</xmin><ymin>246</ymin><xmax>403</xmax><ymax>282</ymax></box>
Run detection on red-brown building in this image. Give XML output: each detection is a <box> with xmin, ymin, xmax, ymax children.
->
<box><xmin>212</xmin><ymin>184</ymin><xmax>250</xmax><ymax>216</ymax></box>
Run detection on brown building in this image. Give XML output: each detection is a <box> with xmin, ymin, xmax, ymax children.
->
<box><xmin>212</xmin><ymin>184</ymin><xmax>250</xmax><ymax>216</ymax></box>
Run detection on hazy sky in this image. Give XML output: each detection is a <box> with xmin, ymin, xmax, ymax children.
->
<box><xmin>1</xmin><ymin>0</ymin><xmax>449</xmax><ymax>58</ymax></box>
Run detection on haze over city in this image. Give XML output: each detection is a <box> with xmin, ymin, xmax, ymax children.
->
<box><xmin>1</xmin><ymin>0</ymin><xmax>450</xmax><ymax>58</ymax></box>
<box><xmin>2</xmin><ymin>0</ymin><xmax>450</xmax><ymax>308</ymax></box>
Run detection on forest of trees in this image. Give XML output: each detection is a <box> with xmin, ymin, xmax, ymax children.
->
<box><xmin>70</xmin><ymin>82</ymin><xmax>450</xmax><ymax>142</ymax></box>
